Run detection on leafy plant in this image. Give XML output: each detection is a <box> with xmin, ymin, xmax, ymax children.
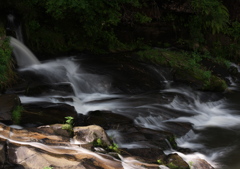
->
<box><xmin>93</xmin><ymin>138</ymin><xmax>104</xmax><ymax>147</ymax></box>
<box><xmin>93</xmin><ymin>138</ymin><xmax>121</xmax><ymax>154</ymax></box>
<box><xmin>0</xmin><ymin>35</ymin><xmax>15</xmax><ymax>92</ymax></box>
<box><xmin>108</xmin><ymin>143</ymin><xmax>120</xmax><ymax>153</ymax></box>
<box><xmin>43</xmin><ymin>167</ymin><xmax>53</xmax><ymax>169</ymax></box>
<box><xmin>190</xmin><ymin>0</ymin><xmax>229</xmax><ymax>34</ymax></box>
<box><xmin>62</xmin><ymin>116</ymin><xmax>74</xmax><ymax>133</ymax></box>
<box><xmin>157</xmin><ymin>159</ymin><xmax>164</xmax><ymax>165</ymax></box>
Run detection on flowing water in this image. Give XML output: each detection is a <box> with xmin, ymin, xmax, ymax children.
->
<box><xmin>13</xmin><ymin>56</ymin><xmax>240</xmax><ymax>169</ymax></box>
<box><xmin>10</xmin><ymin>37</ymin><xmax>40</xmax><ymax>67</ymax></box>
<box><xmin>7</xmin><ymin>31</ymin><xmax>240</xmax><ymax>168</ymax></box>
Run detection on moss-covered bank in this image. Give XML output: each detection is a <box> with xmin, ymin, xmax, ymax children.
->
<box><xmin>0</xmin><ymin>22</ymin><xmax>15</xmax><ymax>92</ymax></box>
<box><xmin>137</xmin><ymin>48</ymin><xmax>228</xmax><ymax>92</ymax></box>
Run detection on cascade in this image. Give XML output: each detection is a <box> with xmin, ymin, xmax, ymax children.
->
<box><xmin>6</xmin><ymin>21</ymin><xmax>240</xmax><ymax>168</ymax></box>
<box><xmin>7</xmin><ymin>13</ymin><xmax>24</xmax><ymax>43</ymax></box>
<box><xmin>10</xmin><ymin>37</ymin><xmax>40</xmax><ymax>67</ymax></box>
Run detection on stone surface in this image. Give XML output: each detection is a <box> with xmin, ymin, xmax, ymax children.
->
<box><xmin>190</xmin><ymin>158</ymin><xmax>215</xmax><ymax>169</ymax></box>
<box><xmin>0</xmin><ymin>123</ymin><xmax>199</xmax><ymax>169</ymax></box>
<box><xmin>166</xmin><ymin>153</ymin><xmax>190</xmax><ymax>169</ymax></box>
<box><xmin>73</xmin><ymin>125</ymin><xmax>112</xmax><ymax>146</ymax></box>
<box><xmin>30</xmin><ymin>124</ymin><xmax>72</xmax><ymax>138</ymax></box>
<box><xmin>0</xmin><ymin>141</ymin><xmax>5</xmax><ymax>168</ymax></box>
<box><xmin>122</xmin><ymin>148</ymin><xmax>165</xmax><ymax>163</ymax></box>
<box><xmin>0</xmin><ymin>94</ymin><xmax>21</xmax><ymax>121</ymax></box>
<box><xmin>85</xmin><ymin>110</ymin><xmax>133</xmax><ymax>130</ymax></box>
<box><xmin>21</xmin><ymin>103</ymin><xmax>78</xmax><ymax>127</ymax></box>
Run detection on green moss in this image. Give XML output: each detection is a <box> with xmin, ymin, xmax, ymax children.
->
<box><xmin>167</xmin><ymin>162</ymin><xmax>179</xmax><ymax>169</ymax></box>
<box><xmin>0</xmin><ymin>24</ymin><xmax>16</xmax><ymax>92</ymax></box>
<box><xmin>137</xmin><ymin>48</ymin><xmax>227</xmax><ymax>92</ymax></box>
<box><xmin>12</xmin><ymin>105</ymin><xmax>24</xmax><ymax>124</ymax></box>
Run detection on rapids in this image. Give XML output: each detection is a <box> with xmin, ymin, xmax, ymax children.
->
<box><xmin>11</xmin><ymin>54</ymin><xmax>240</xmax><ymax>169</ymax></box>
<box><xmin>7</xmin><ymin>18</ymin><xmax>240</xmax><ymax>166</ymax></box>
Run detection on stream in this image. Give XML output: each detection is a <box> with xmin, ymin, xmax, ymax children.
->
<box><xmin>6</xmin><ymin>36</ymin><xmax>240</xmax><ymax>169</ymax></box>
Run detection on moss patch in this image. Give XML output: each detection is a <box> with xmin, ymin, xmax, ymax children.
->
<box><xmin>12</xmin><ymin>105</ymin><xmax>24</xmax><ymax>124</ymax></box>
<box><xmin>0</xmin><ymin>23</ymin><xmax>16</xmax><ymax>92</ymax></box>
<box><xmin>137</xmin><ymin>48</ymin><xmax>228</xmax><ymax>91</ymax></box>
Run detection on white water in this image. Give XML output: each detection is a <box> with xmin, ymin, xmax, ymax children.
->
<box><xmin>7</xmin><ymin>14</ymin><xmax>24</xmax><ymax>43</ymax></box>
<box><xmin>8</xmin><ymin>36</ymin><xmax>240</xmax><ymax>168</ymax></box>
<box><xmin>17</xmin><ymin>58</ymin><xmax>240</xmax><ymax>167</ymax></box>
<box><xmin>10</xmin><ymin>37</ymin><xmax>40</xmax><ymax>67</ymax></box>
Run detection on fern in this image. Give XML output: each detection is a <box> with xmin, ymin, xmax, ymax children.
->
<box><xmin>191</xmin><ymin>0</ymin><xmax>229</xmax><ymax>34</ymax></box>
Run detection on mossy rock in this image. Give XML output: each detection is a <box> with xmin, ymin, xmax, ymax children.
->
<box><xmin>165</xmin><ymin>153</ymin><xmax>190</xmax><ymax>169</ymax></box>
<box><xmin>203</xmin><ymin>75</ymin><xmax>227</xmax><ymax>92</ymax></box>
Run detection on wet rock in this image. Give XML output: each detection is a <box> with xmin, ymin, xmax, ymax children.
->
<box><xmin>85</xmin><ymin>110</ymin><xmax>133</xmax><ymax>130</ymax></box>
<box><xmin>73</xmin><ymin>125</ymin><xmax>112</xmax><ymax>146</ymax></box>
<box><xmin>0</xmin><ymin>123</ymin><xmax>123</xmax><ymax>169</ymax></box>
<box><xmin>123</xmin><ymin>148</ymin><xmax>165</xmax><ymax>163</ymax></box>
<box><xmin>165</xmin><ymin>153</ymin><xmax>190</xmax><ymax>169</ymax></box>
<box><xmin>0</xmin><ymin>94</ymin><xmax>21</xmax><ymax>122</ymax></box>
<box><xmin>25</xmin><ymin>83</ymin><xmax>74</xmax><ymax>96</ymax></box>
<box><xmin>0</xmin><ymin>141</ymin><xmax>5</xmax><ymax>167</ymax></box>
<box><xmin>29</xmin><ymin>124</ymin><xmax>72</xmax><ymax>138</ymax></box>
<box><xmin>190</xmin><ymin>158</ymin><xmax>214</xmax><ymax>169</ymax></box>
<box><xmin>21</xmin><ymin>103</ymin><xmax>77</xmax><ymax>127</ymax></box>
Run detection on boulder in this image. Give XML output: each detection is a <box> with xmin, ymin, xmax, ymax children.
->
<box><xmin>73</xmin><ymin>125</ymin><xmax>112</xmax><ymax>146</ymax></box>
<box><xmin>0</xmin><ymin>94</ymin><xmax>21</xmax><ymax>122</ymax></box>
<box><xmin>0</xmin><ymin>141</ymin><xmax>5</xmax><ymax>167</ymax></box>
<box><xmin>190</xmin><ymin>158</ymin><xmax>214</xmax><ymax>169</ymax></box>
<box><xmin>166</xmin><ymin>153</ymin><xmax>190</xmax><ymax>169</ymax></box>
<box><xmin>21</xmin><ymin>103</ymin><xmax>77</xmax><ymax>127</ymax></box>
<box><xmin>85</xmin><ymin>110</ymin><xmax>133</xmax><ymax>130</ymax></box>
<box><xmin>7</xmin><ymin>142</ymin><xmax>122</xmax><ymax>169</ymax></box>
<box><xmin>122</xmin><ymin>148</ymin><xmax>165</xmax><ymax>163</ymax></box>
<box><xmin>30</xmin><ymin>124</ymin><xmax>72</xmax><ymax>138</ymax></box>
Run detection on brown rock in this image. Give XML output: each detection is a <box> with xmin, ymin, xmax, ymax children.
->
<box><xmin>166</xmin><ymin>153</ymin><xmax>190</xmax><ymax>169</ymax></box>
<box><xmin>73</xmin><ymin>125</ymin><xmax>112</xmax><ymax>146</ymax></box>
<box><xmin>190</xmin><ymin>158</ymin><xmax>214</xmax><ymax>169</ymax></box>
<box><xmin>0</xmin><ymin>141</ymin><xmax>5</xmax><ymax>167</ymax></box>
<box><xmin>0</xmin><ymin>94</ymin><xmax>21</xmax><ymax>121</ymax></box>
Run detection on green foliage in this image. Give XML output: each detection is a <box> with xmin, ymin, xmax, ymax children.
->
<box><xmin>157</xmin><ymin>159</ymin><xmax>164</xmax><ymax>165</ymax></box>
<box><xmin>134</xmin><ymin>12</ymin><xmax>152</xmax><ymax>23</ymax></box>
<box><xmin>22</xmin><ymin>0</ymin><xmax>151</xmax><ymax>53</ymax></box>
<box><xmin>12</xmin><ymin>105</ymin><xmax>24</xmax><ymax>124</ymax></box>
<box><xmin>225</xmin><ymin>21</ymin><xmax>240</xmax><ymax>42</ymax></box>
<box><xmin>137</xmin><ymin>48</ymin><xmax>227</xmax><ymax>91</ymax></box>
<box><xmin>108</xmin><ymin>143</ymin><xmax>120</xmax><ymax>153</ymax></box>
<box><xmin>0</xmin><ymin>34</ymin><xmax>15</xmax><ymax>92</ymax></box>
<box><xmin>62</xmin><ymin>116</ymin><xmax>74</xmax><ymax>133</ymax></box>
<box><xmin>167</xmin><ymin>135</ymin><xmax>178</xmax><ymax>150</ymax></box>
<box><xmin>167</xmin><ymin>162</ymin><xmax>178</xmax><ymax>169</ymax></box>
<box><xmin>93</xmin><ymin>138</ymin><xmax>120</xmax><ymax>154</ymax></box>
<box><xmin>43</xmin><ymin>167</ymin><xmax>53</xmax><ymax>169</ymax></box>
<box><xmin>190</xmin><ymin>0</ymin><xmax>229</xmax><ymax>34</ymax></box>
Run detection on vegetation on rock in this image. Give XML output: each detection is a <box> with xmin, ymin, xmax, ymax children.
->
<box><xmin>62</xmin><ymin>116</ymin><xmax>74</xmax><ymax>134</ymax></box>
<box><xmin>137</xmin><ymin>48</ymin><xmax>228</xmax><ymax>91</ymax></box>
<box><xmin>0</xmin><ymin>23</ymin><xmax>15</xmax><ymax>92</ymax></box>
<box><xmin>12</xmin><ymin>105</ymin><xmax>24</xmax><ymax>124</ymax></box>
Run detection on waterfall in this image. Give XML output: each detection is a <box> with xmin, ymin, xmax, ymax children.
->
<box><xmin>10</xmin><ymin>37</ymin><xmax>40</xmax><ymax>68</ymax></box>
<box><xmin>7</xmin><ymin>13</ymin><xmax>24</xmax><ymax>43</ymax></box>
